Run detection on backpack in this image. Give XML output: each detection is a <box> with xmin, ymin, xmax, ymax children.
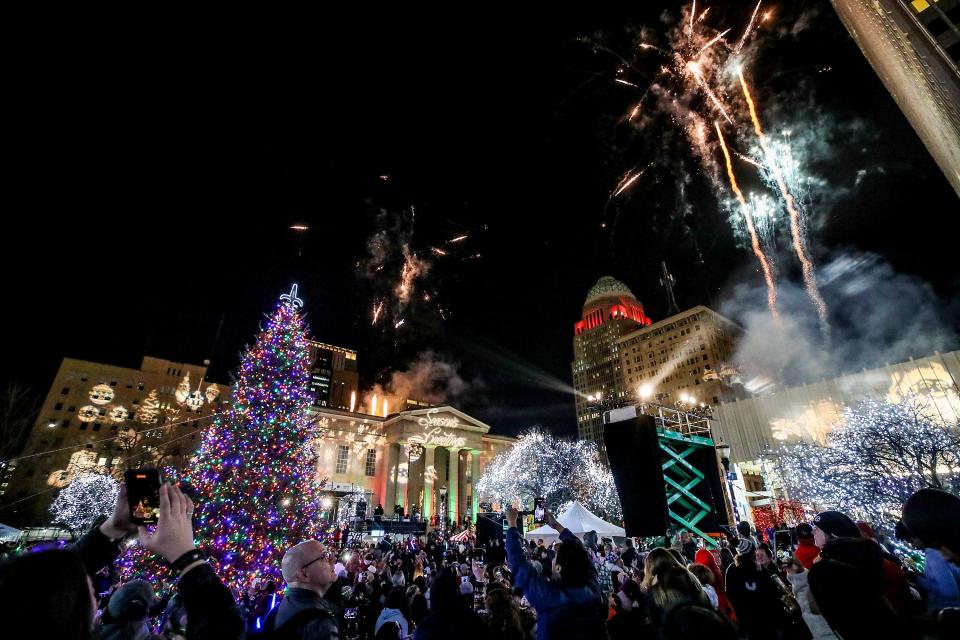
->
<box><xmin>249</xmin><ymin>605</ymin><xmax>334</xmax><ymax>640</ymax></box>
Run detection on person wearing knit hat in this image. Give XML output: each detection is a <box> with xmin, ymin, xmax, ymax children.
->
<box><xmin>794</xmin><ymin>523</ymin><xmax>820</xmax><ymax>570</ymax></box>
<box><xmin>811</xmin><ymin>510</ymin><xmax>860</xmax><ymax>546</ymax></box>
<box><xmin>93</xmin><ymin>579</ymin><xmax>158</xmax><ymax>640</ymax></box>
<box><xmin>724</xmin><ymin>533</ymin><xmax>784</xmax><ymax>639</ymax></box>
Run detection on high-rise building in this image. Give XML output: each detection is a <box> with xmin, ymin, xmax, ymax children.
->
<box><xmin>830</xmin><ymin>0</ymin><xmax>960</xmax><ymax>196</ymax></box>
<box><xmin>0</xmin><ymin>356</ymin><xmax>228</xmax><ymax>526</ymax></box>
<box><xmin>616</xmin><ymin>305</ymin><xmax>747</xmax><ymax>408</ymax></box>
<box><xmin>306</xmin><ymin>341</ymin><xmax>359</xmax><ymax>411</ymax></box>
<box><xmin>572</xmin><ymin>277</ymin><xmax>652</xmax><ymax>447</ymax></box>
<box><xmin>572</xmin><ymin>277</ymin><xmax>746</xmax><ymax>455</ymax></box>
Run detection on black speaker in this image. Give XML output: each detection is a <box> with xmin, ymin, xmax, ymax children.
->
<box><xmin>685</xmin><ymin>447</ymin><xmax>730</xmax><ymax>533</ymax></box>
<box><xmin>603</xmin><ymin>414</ymin><xmax>669</xmax><ymax>537</ymax></box>
<box><xmin>356</xmin><ymin>500</ymin><xmax>367</xmax><ymax>517</ymax></box>
<box><xmin>476</xmin><ymin>512</ymin><xmax>505</xmax><ymax>548</ymax></box>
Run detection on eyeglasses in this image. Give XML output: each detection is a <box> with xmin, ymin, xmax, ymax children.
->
<box><xmin>301</xmin><ymin>551</ymin><xmax>335</xmax><ymax>570</ymax></box>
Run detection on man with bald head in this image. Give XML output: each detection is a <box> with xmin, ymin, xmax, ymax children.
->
<box><xmin>263</xmin><ymin>540</ymin><xmax>340</xmax><ymax>638</ymax></box>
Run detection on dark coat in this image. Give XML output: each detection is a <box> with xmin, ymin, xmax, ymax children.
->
<box><xmin>272</xmin><ymin>587</ymin><xmax>341</xmax><ymax>640</ymax></box>
<box><xmin>413</xmin><ymin>607</ymin><xmax>486</xmax><ymax>640</ymax></box>
<box><xmin>73</xmin><ymin>527</ymin><xmax>245</xmax><ymax>640</ymax></box>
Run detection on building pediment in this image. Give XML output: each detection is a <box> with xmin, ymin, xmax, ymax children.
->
<box><xmin>384</xmin><ymin>406</ymin><xmax>490</xmax><ymax>448</ymax></box>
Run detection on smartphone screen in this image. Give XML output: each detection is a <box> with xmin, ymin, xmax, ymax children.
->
<box><xmin>534</xmin><ymin>497</ymin><xmax>544</xmax><ymax>521</ymax></box>
<box><xmin>125</xmin><ymin>468</ymin><xmax>161</xmax><ymax>525</ymax></box>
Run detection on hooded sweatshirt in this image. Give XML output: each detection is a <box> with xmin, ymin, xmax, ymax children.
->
<box><xmin>375</xmin><ymin>607</ymin><xmax>410</xmax><ymax>637</ymax></box>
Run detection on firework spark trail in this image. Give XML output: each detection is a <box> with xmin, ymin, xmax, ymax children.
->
<box><xmin>612</xmin><ymin>171</ymin><xmax>643</xmax><ymax>197</ymax></box>
<box><xmin>687</xmin><ymin>62</ymin><xmax>733</xmax><ymax>123</ymax></box>
<box><xmin>449</xmin><ymin>235</ymin><xmax>468</xmax><ymax>243</ymax></box>
<box><xmin>739</xmin><ymin>69</ymin><xmax>829</xmax><ymax>336</ymax></box>
<box><xmin>736</xmin><ymin>2</ymin><xmax>763</xmax><ymax>53</ymax></box>
<box><xmin>615</xmin><ymin>78</ymin><xmax>639</xmax><ymax>88</ymax></box>
<box><xmin>697</xmin><ymin>29</ymin><xmax>730</xmax><ymax>57</ymax></box>
<box><xmin>715</xmin><ymin>122</ymin><xmax>779</xmax><ymax>321</ymax></box>
<box><xmin>372</xmin><ymin>300</ymin><xmax>384</xmax><ymax>325</ymax></box>
<box><xmin>734</xmin><ymin>150</ymin><xmax>766</xmax><ymax>169</ymax></box>
<box><xmin>690</xmin><ymin>0</ymin><xmax>696</xmax><ymax>32</ymax></box>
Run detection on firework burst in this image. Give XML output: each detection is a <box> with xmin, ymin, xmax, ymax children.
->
<box><xmin>596</xmin><ymin>2</ymin><xmax>830</xmax><ymax>335</ymax></box>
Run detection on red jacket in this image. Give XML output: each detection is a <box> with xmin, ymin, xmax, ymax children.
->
<box><xmin>795</xmin><ymin>538</ymin><xmax>820</xmax><ymax>569</ymax></box>
<box><xmin>695</xmin><ymin>548</ymin><xmax>737</xmax><ymax>622</ymax></box>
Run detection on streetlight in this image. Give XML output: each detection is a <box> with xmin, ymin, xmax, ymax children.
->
<box><xmin>715</xmin><ymin>442</ymin><xmax>740</xmax><ymax>524</ymax></box>
<box><xmin>438</xmin><ymin>484</ymin><xmax>448</xmax><ymax>535</ymax></box>
<box><xmin>639</xmin><ymin>384</ymin><xmax>653</xmax><ymax>400</ymax></box>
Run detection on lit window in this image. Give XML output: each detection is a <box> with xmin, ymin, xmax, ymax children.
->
<box><xmin>336</xmin><ymin>445</ymin><xmax>350</xmax><ymax>474</ymax></box>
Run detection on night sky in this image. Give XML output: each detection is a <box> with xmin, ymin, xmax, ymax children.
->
<box><xmin>4</xmin><ymin>1</ymin><xmax>957</xmax><ymax>437</ymax></box>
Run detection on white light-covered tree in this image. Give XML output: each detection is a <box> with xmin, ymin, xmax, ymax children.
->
<box><xmin>476</xmin><ymin>429</ymin><xmax>622</xmax><ymax>521</ymax></box>
<box><xmin>776</xmin><ymin>397</ymin><xmax>960</xmax><ymax>524</ymax></box>
<box><xmin>49</xmin><ymin>472</ymin><xmax>120</xmax><ymax>535</ymax></box>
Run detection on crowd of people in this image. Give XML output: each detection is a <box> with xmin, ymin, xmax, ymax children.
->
<box><xmin>0</xmin><ymin>483</ymin><xmax>958</xmax><ymax>639</ymax></box>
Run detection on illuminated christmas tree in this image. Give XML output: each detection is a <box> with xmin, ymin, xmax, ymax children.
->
<box><xmin>185</xmin><ymin>284</ymin><xmax>322</xmax><ymax>587</ymax></box>
<box><xmin>120</xmin><ymin>285</ymin><xmax>323</xmax><ymax>587</ymax></box>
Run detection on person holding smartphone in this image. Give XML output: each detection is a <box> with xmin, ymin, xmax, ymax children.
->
<box><xmin>0</xmin><ymin>480</ymin><xmax>245</xmax><ymax>639</ymax></box>
<box><xmin>503</xmin><ymin>506</ymin><xmax>606</xmax><ymax>640</ymax></box>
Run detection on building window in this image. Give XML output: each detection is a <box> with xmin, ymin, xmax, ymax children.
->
<box><xmin>61</xmin><ymin>387</ymin><xmax>70</xmax><ymax>395</ymax></box>
<box><xmin>54</xmin><ymin>402</ymin><xmax>63</xmax><ymax>411</ymax></box>
<box><xmin>110</xmin><ymin>381</ymin><xmax>117</xmax><ymax>387</ymax></box>
<box><xmin>61</xmin><ymin>419</ymin><xmax>70</xmax><ymax>429</ymax></box>
<box><xmin>79</xmin><ymin>423</ymin><xmax>88</xmax><ymax>431</ymax></box>
<box><xmin>68</xmin><ymin>405</ymin><xmax>76</xmax><ymax>412</ymax></box>
<box><xmin>365</xmin><ymin>449</ymin><xmax>377</xmax><ymax>476</ymax></box>
<box><xmin>336</xmin><ymin>445</ymin><xmax>350</xmax><ymax>474</ymax></box>
<box><xmin>137</xmin><ymin>382</ymin><xmax>144</xmax><ymax>391</ymax></box>
<box><xmin>92</xmin><ymin>423</ymin><xmax>101</xmax><ymax>432</ymax></box>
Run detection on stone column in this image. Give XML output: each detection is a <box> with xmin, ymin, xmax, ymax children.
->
<box><xmin>470</xmin><ymin>449</ymin><xmax>481</xmax><ymax>523</ymax></box>
<box><xmin>422</xmin><ymin>445</ymin><xmax>436</xmax><ymax>524</ymax></box>
<box><xmin>447</xmin><ymin>447</ymin><xmax>460</xmax><ymax>525</ymax></box>
<box><xmin>384</xmin><ymin>443</ymin><xmax>399</xmax><ymax>513</ymax></box>
<box><xmin>397</xmin><ymin>443</ymin><xmax>408</xmax><ymax>512</ymax></box>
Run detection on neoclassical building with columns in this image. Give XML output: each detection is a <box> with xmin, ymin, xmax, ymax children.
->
<box><xmin>310</xmin><ymin>404</ymin><xmax>514</xmax><ymax>526</ymax></box>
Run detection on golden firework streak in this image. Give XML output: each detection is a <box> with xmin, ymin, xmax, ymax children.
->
<box><xmin>739</xmin><ymin>69</ymin><xmax>829</xmax><ymax>336</ymax></box>
<box><xmin>715</xmin><ymin>121</ymin><xmax>779</xmax><ymax>322</ymax></box>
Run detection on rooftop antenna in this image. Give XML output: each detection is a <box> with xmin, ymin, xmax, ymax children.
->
<box><xmin>660</xmin><ymin>261</ymin><xmax>680</xmax><ymax>316</ymax></box>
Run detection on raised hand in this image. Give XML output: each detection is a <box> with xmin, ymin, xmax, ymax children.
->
<box><xmin>100</xmin><ymin>484</ymin><xmax>138</xmax><ymax>540</ymax></box>
<box><xmin>138</xmin><ymin>484</ymin><xmax>197</xmax><ymax>563</ymax></box>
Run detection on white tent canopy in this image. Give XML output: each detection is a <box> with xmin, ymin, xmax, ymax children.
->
<box><xmin>523</xmin><ymin>501</ymin><xmax>625</xmax><ymax>542</ymax></box>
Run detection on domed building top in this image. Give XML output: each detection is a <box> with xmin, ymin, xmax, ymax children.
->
<box><xmin>575</xmin><ymin>276</ymin><xmax>651</xmax><ymax>336</ymax></box>
<box><xmin>584</xmin><ymin>276</ymin><xmax>635</xmax><ymax>306</ymax></box>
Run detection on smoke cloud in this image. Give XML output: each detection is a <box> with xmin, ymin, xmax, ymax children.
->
<box><xmin>722</xmin><ymin>251</ymin><xmax>958</xmax><ymax>388</ymax></box>
<box><xmin>361</xmin><ymin>351</ymin><xmax>482</xmax><ymax>415</ymax></box>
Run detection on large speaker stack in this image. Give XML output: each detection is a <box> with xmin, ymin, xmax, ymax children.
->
<box><xmin>602</xmin><ymin>407</ymin><xmax>729</xmax><ymax>538</ymax></box>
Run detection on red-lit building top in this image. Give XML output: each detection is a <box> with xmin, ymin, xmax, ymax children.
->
<box><xmin>574</xmin><ymin>278</ymin><xmax>652</xmax><ymax>335</ymax></box>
